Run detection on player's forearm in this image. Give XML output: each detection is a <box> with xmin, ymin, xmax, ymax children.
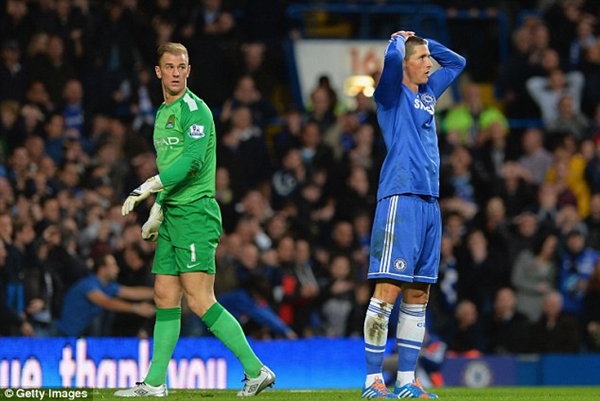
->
<box><xmin>158</xmin><ymin>155</ymin><xmax>201</xmax><ymax>187</ymax></box>
<box><xmin>118</xmin><ymin>286</ymin><xmax>155</xmax><ymax>301</ymax></box>
<box><xmin>427</xmin><ymin>39</ymin><xmax>466</xmax><ymax>71</ymax></box>
<box><xmin>383</xmin><ymin>37</ymin><xmax>404</xmax><ymax>75</ymax></box>
<box><xmin>102</xmin><ymin>297</ymin><xmax>143</xmax><ymax>314</ymax></box>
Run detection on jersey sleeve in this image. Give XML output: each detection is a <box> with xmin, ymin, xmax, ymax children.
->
<box><xmin>427</xmin><ymin>39</ymin><xmax>467</xmax><ymax>98</ymax></box>
<box><xmin>158</xmin><ymin>100</ymin><xmax>213</xmax><ymax>187</ymax></box>
<box><xmin>373</xmin><ymin>35</ymin><xmax>406</xmax><ymax>108</ymax></box>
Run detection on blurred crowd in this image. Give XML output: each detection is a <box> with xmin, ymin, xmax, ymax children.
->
<box><xmin>1</xmin><ymin>0</ymin><xmax>600</xmax><ymax>357</ymax></box>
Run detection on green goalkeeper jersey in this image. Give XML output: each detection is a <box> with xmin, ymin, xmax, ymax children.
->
<box><xmin>153</xmin><ymin>88</ymin><xmax>217</xmax><ymax>206</ymax></box>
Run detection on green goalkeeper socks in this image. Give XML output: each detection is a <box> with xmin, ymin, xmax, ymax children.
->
<box><xmin>202</xmin><ymin>302</ymin><xmax>263</xmax><ymax>378</ymax></box>
<box><xmin>144</xmin><ymin>307</ymin><xmax>181</xmax><ymax>386</ymax></box>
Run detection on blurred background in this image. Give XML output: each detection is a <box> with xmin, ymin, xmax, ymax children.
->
<box><xmin>1</xmin><ymin>0</ymin><xmax>600</xmax><ymax>390</ymax></box>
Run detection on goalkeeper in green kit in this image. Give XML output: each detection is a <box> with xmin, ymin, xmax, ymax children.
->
<box><xmin>115</xmin><ymin>42</ymin><xmax>275</xmax><ymax>397</ymax></box>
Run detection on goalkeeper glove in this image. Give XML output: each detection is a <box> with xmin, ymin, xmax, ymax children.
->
<box><xmin>141</xmin><ymin>202</ymin><xmax>163</xmax><ymax>242</ymax></box>
<box><xmin>122</xmin><ymin>175</ymin><xmax>164</xmax><ymax>216</ymax></box>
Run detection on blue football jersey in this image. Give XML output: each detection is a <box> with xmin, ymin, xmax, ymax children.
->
<box><xmin>373</xmin><ymin>36</ymin><xmax>466</xmax><ymax>200</ymax></box>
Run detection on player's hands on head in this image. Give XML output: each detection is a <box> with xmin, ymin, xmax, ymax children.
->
<box><xmin>391</xmin><ymin>30</ymin><xmax>415</xmax><ymax>40</ymax></box>
<box><xmin>141</xmin><ymin>202</ymin><xmax>163</xmax><ymax>242</ymax></box>
<box><xmin>122</xmin><ymin>175</ymin><xmax>164</xmax><ymax>216</ymax></box>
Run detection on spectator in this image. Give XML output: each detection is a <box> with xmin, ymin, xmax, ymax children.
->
<box><xmin>528</xmin><ymin>290</ymin><xmax>581</xmax><ymax>353</ymax></box>
<box><xmin>0</xmin><ymin>238</ymin><xmax>34</xmax><ymax>336</ymax></box>
<box><xmin>442</xmin><ymin>82</ymin><xmax>509</xmax><ymax>147</ymax></box>
<box><xmin>14</xmin><ymin>218</ymin><xmax>56</xmax><ymax>337</ymax></box>
<box><xmin>429</xmin><ymin>235</ymin><xmax>460</xmax><ymax>338</ymax></box>
<box><xmin>20</xmin><ymin>103</ymin><xmax>46</xmax><ymax>141</ymax></box>
<box><xmin>518</xmin><ymin>127</ymin><xmax>554</xmax><ymax>187</ymax></box>
<box><xmin>273</xmin><ymin>236</ymin><xmax>319</xmax><ymax>337</ymax></box>
<box><xmin>214</xmin><ymin>166</ymin><xmax>236</xmax><ymax>233</ymax></box>
<box><xmin>88</xmin><ymin>0</ymin><xmax>143</xmax><ymax>115</ymax></box>
<box><xmin>440</xmin><ymin>145</ymin><xmax>491</xmax><ymax>221</ymax></box>
<box><xmin>129</xmin><ymin>65</ymin><xmax>161</xmax><ymax>141</ymax></box>
<box><xmin>40</xmin><ymin>224</ymin><xmax>89</xmax><ymax>292</ymax></box>
<box><xmin>526</xmin><ymin>67</ymin><xmax>585</xmax><ymax>128</ymax></box>
<box><xmin>477</xmin><ymin>196</ymin><xmax>512</xmax><ymax>251</ymax></box>
<box><xmin>270</xmin><ymin>147</ymin><xmax>306</xmax><ymax>211</ymax></box>
<box><xmin>0</xmin><ymin>100</ymin><xmax>23</xmax><ymax>158</ymax></box>
<box><xmin>53</xmin><ymin>253</ymin><xmax>154</xmax><ymax>337</ymax></box>
<box><xmin>544</xmin><ymin>138</ymin><xmax>591</xmax><ymax>218</ymax></box>
<box><xmin>42</xmin><ymin>113</ymin><xmax>68</xmax><ymax>165</ymax></box>
<box><xmin>345</xmin><ymin>281</ymin><xmax>371</xmax><ymax>338</ymax></box>
<box><xmin>546</xmin><ymin>94</ymin><xmax>591</xmax><ymax>142</ymax></box>
<box><xmin>493</xmin><ymin>161</ymin><xmax>538</xmax><ymax>219</ymax></box>
<box><xmin>585</xmin><ymin>193</ymin><xmax>600</xmax><ymax>250</ymax></box>
<box><xmin>304</xmin><ymin>85</ymin><xmax>338</xmax><ymax>137</ymax></box>
<box><xmin>509</xmin><ymin>210</ymin><xmax>546</xmax><ymax>264</ymax></box>
<box><xmin>219</xmin><ymin>75</ymin><xmax>278</xmax><ymax>130</ymax></box>
<box><xmin>483</xmin><ymin>287</ymin><xmax>531</xmax><ymax>354</ymax></box>
<box><xmin>272</xmin><ymin>105</ymin><xmax>303</xmax><ymax>163</ymax></box>
<box><xmin>497</xmin><ymin>26</ymin><xmax>539</xmax><ymax>119</ymax></box>
<box><xmin>341</xmin><ymin>122</ymin><xmax>385</xmax><ymax>191</ymax></box>
<box><xmin>456</xmin><ymin>228</ymin><xmax>511</xmax><ymax>316</ymax></box>
<box><xmin>580</xmin><ymin>41</ymin><xmax>600</xmax><ymax>117</ymax></box>
<box><xmin>61</xmin><ymin>78</ymin><xmax>87</xmax><ymax>140</ymax></box>
<box><xmin>24</xmin><ymin>80</ymin><xmax>55</xmax><ymax>117</ymax></box>
<box><xmin>236</xmin><ymin>41</ymin><xmax>278</xmax><ymax>102</ymax></box>
<box><xmin>184</xmin><ymin>0</ymin><xmax>240</xmax><ymax>107</ymax></box>
<box><xmin>557</xmin><ymin>228</ymin><xmax>597</xmax><ymax>326</ymax></box>
<box><xmin>0</xmin><ymin>213</ymin><xmax>26</xmax><ymax>328</ymax></box>
<box><xmin>0</xmin><ymin>0</ymin><xmax>35</xmax><ymax>52</ymax></box>
<box><xmin>512</xmin><ymin>232</ymin><xmax>559</xmax><ymax>323</ymax></box>
<box><xmin>583</xmin><ymin>257</ymin><xmax>600</xmax><ymax>351</ymax></box>
<box><xmin>320</xmin><ymin>254</ymin><xmax>356</xmax><ymax>338</ymax></box>
<box><xmin>40</xmin><ymin>0</ymin><xmax>86</xmax><ymax>61</ymax></box>
<box><xmin>584</xmin><ymin>135</ymin><xmax>600</xmax><ymax>194</ymax></box>
<box><xmin>218</xmin><ymin>242</ymin><xmax>297</xmax><ymax>340</ymax></box>
<box><xmin>217</xmin><ymin>106</ymin><xmax>273</xmax><ymax>199</ymax></box>
<box><xmin>335</xmin><ymin>165</ymin><xmax>376</xmax><ymax>223</ymax></box>
<box><xmin>445</xmin><ymin>299</ymin><xmax>485</xmax><ymax>357</ymax></box>
<box><xmin>473</xmin><ymin>120</ymin><xmax>514</xmax><ymax>184</ymax></box>
<box><xmin>0</xmin><ymin>39</ymin><xmax>28</xmax><ymax>103</ymax></box>
<box><xmin>29</xmin><ymin>34</ymin><xmax>76</xmax><ymax>107</ymax></box>
<box><xmin>112</xmin><ymin>243</ymin><xmax>154</xmax><ymax>338</ymax></box>
<box><xmin>568</xmin><ymin>14</ymin><xmax>597</xmax><ymax>71</ymax></box>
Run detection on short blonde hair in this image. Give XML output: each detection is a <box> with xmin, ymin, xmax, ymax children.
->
<box><xmin>157</xmin><ymin>42</ymin><xmax>189</xmax><ymax>64</ymax></box>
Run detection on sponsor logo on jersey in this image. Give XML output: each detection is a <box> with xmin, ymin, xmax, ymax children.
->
<box><xmin>393</xmin><ymin>258</ymin><xmax>407</xmax><ymax>272</ymax></box>
<box><xmin>154</xmin><ymin>137</ymin><xmax>180</xmax><ymax>150</ymax></box>
<box><xmin>189</xmin><ymin>124</ymin><xmax>205</xmax><ymax>138</ymax></box>
<box><xmin>165</xmin><ymin>115</ymin><xmax>175</xmax><ymax>129</ymax></box>
<box><xmin>413</xmin><ymin>96</ymin><xmax>435</xmax><ymax>115</ymax></box>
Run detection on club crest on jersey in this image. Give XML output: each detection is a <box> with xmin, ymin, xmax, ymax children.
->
<box><xmin>393</xmin><ymin>258</ymin><xmax>407</xmax><ymax>272</ymax></box>
<box><xmin>189</xmin><ymin>124</ymin><xmax>205</xmax><ymax>139</ymax></box>
<box><xmin>420</xmin><ymin>93</ymin><xmax>435</xmax><ymax>106</ymax></box>
<box><xmin>413</xmin><ymin>93</ymin><xmax>436</xmax><ymax>115</ymax></box>
<box><xmin>165</xmin><ymin>115</ymin><xmax>175</xmax><ymax>129</ymax></box>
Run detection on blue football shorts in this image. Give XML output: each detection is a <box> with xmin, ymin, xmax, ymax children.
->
<box><xmin>368</xmin><ymin>194</ymin><xmax>440</xmax><ymax>283</ymax></box>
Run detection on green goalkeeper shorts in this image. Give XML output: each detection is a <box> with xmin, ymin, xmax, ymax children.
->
<box><xmin>152</xmin><ymin>197</ymin><xmax>222</xmax><ymax>275</ymax></box>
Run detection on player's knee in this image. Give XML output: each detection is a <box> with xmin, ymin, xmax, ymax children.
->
<box><xmin>373</xmin><ymin>280</ymin><xmax>402</xmax><ymax>303</ymax></box>
<box><xmin>185</xmin><ymin>293</ymin><xmax>216</xmax><ymax>317</ymax></box>
<box><xmin>153</xmin><ymin>287</ymin><xmax>181</xmax><ymax>308</ymax></box>
<box><xmin>402</xmin><ymin>286</ymin><xmax>430</xmax><ymax>304</ymax></box>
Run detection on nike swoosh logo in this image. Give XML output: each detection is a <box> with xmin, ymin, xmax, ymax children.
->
<box><xmin>186</xmin><ymin>263</ymin><xmax>200</xmax><ymax>269</ymax></box>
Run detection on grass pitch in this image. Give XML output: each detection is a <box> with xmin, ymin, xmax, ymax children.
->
<box><xmin>91</xmin><ymin>387</ymin><xmax>600</xmax><ymax>400</ymax></box>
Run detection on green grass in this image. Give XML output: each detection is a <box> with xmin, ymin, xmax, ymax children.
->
<box><xmin>88</xmin><ymin>387</ymin><xmax>600</xmax><ymax>400</ymax></box>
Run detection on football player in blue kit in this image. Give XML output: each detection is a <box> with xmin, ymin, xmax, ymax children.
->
<box><xmin>361</xmin><ymin>31</ymin><xmax>465</xmax><ymax>399</ymax></box>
